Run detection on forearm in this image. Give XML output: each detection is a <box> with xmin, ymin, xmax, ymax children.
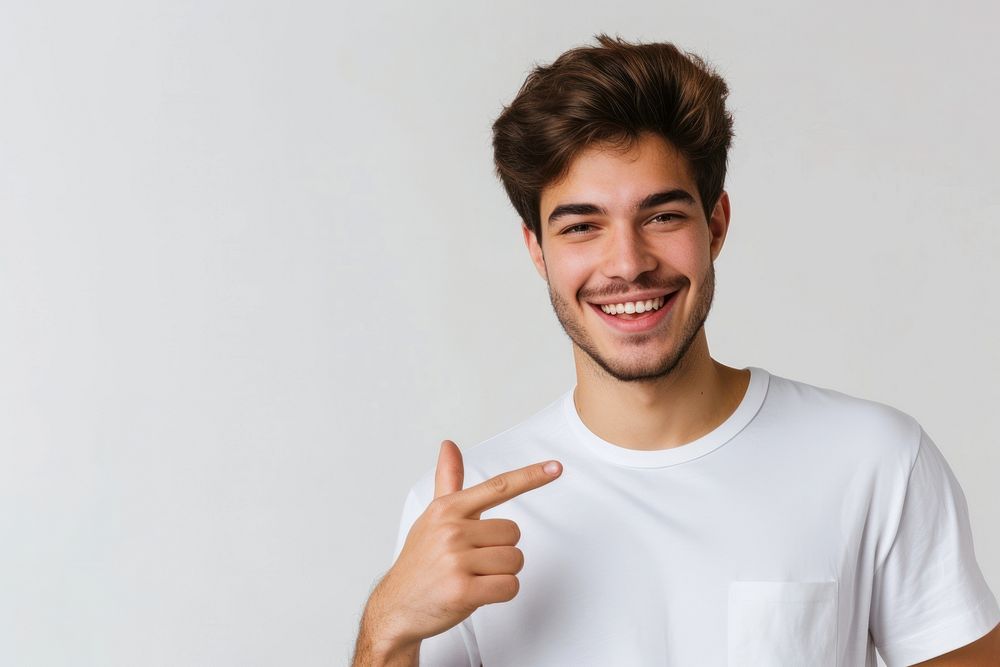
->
<box><xmin>351</xmin><ymin>629</ymin><xmax>419</xmax><ymax>667</ymax></box>
<box><xmin>352</xmin><ymin>594</ymin><xmax>421</xmax><ymax>667</ymax></box>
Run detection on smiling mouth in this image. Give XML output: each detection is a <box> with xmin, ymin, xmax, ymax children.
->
<box><xmin>592</xmin><ymin>292</ymin><xmax>677</xmax><ymax>319</ymax></box>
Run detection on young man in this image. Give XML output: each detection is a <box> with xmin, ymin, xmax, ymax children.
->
<box><xmin>353</xmin><ymin>35</ymin><xmax>1000</xmax><ymax>666</ymax></box>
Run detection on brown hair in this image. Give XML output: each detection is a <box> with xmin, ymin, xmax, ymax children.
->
<box><xmin>492</xmin><ymin>34</ymin><xmax>734</xmax><ymax>244</ymax></box>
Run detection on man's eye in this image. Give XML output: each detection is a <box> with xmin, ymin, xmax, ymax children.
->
<box><xmin>651</xmin><ymin>213</ymin><xmax>680</xmax><ymax>224</ymax></box>
<box><xmin>562</xmin><ymin>224</ymin><xmax>593</xmax><ymax>234</ymax></box>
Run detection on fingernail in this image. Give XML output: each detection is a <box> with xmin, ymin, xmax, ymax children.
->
<box><xmin>543</xmin><ymin>461</ymin><xmax>562</xmax><ymax>476</ymax></box>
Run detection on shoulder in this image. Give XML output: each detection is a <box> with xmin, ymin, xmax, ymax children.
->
<box><xmin>760</xmin><ymin>369</ymin><xmax>923</xmax><ymax>467</ymax></box>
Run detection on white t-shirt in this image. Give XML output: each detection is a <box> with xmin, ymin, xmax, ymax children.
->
<box><xmin>391</xmin><ymin>367</ymin><xmax>999</xmax><ymax>666</ymax></box>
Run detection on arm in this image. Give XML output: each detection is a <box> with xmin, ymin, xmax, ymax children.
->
<box><xmin>910</xmin><ymin>621</ymin><xmax>1000</xmax><ymax>666</ymax></box>
<box><xmin>352</xmin><ymin>633</ymin><xmax>419</xmax><ymax>667</ymax></box>
<box><xmin>351</xmin><ymin>593</ymin><xmax>421</xmax><ymax>667</ymax></box>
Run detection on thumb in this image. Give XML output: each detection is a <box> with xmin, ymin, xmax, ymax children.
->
<box><xmin>434</xmin><ymin>439</ymin><xmax>464</xmax><ymax>499</ymax></box>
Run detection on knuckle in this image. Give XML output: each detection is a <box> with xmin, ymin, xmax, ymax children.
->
<box><xmin>486</xmin><ymin>474</ymin><xmax>509</xmax><ymax>495</ymax></box>
<box><xmin>439</xmin><ymin>550</ymin><xmax>464</xmax><ymax>573</ymax></box>
<box><xmin>439</xmin><ymin>522</ymin><xmax>464</xmax><ymax>545</ymax></box>
<box><xmin>427</xmin><ymin>496</ymin><xmax>452</xmax><ymax>519</ymax></box>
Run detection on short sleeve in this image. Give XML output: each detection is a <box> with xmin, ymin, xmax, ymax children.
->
<box><xmin>392</xmin><ymin>486</ymin><xmax>482</xmax><ymax>667</ymax></box>
<box><xmin>870</xmin><ymin>426</ymin><xmax>1000</xmax><ymax>666</ymax></box>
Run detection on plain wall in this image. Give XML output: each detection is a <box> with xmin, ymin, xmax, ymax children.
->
<box><xmin>1</xmin><ymin>0</ymin><xmax>997</xmax><ymax>665</ymax></box>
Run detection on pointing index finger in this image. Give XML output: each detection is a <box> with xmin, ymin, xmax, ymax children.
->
<box><xmin>451</xmin><ymin>460</ymin><xmax>562</xmax><ymax>518</ymax></box>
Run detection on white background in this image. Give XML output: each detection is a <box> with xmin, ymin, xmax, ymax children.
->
<box><xmin>1</xmin><ymin>1</ymin><xmax>997</xmax><ymax>665</ymax></box>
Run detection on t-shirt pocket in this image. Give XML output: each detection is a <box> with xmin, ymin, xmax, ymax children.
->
<box><xmin>728</xmin><ymin>580</ymin><xmax>838</xmax><ymax>667</ymax></box>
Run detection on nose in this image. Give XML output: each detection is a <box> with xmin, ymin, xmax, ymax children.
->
<box><xmin>601</xmin><ymin>224</ymin><xmax>658</xmax><ymax>282</ymax></box>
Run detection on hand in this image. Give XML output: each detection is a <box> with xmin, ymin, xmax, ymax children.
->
<box><xmin>366</xmin><ymin>439</ymin><xmax>563</xmax><ymax>651</ymax></box>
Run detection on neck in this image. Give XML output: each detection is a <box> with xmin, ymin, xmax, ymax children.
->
<box><xmin>571</xmin><ymin>330</ymin><xmax>750</xmax><ymax>451</ymax></box>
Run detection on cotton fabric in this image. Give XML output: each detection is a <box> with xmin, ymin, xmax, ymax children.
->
<box><xmin>392</xmin><ymin>367</ymin><xmax>999</xmax><ymax>666</ymax></box>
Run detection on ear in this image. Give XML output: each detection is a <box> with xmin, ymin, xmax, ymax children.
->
<box><xmin>708</xmin><ymin>191</ymin><xmax>732</xmax><ymax>263</ymax></box>
<box><xmin>522</xmin><ymin>223</ymin><xmax>548</xmax><ymax>281</ymax></box>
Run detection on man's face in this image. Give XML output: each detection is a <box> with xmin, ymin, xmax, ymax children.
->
<box><xmin>524</xmin><ymin>132</ymin><xmax>730</xmax><ymax>383</ymax></box>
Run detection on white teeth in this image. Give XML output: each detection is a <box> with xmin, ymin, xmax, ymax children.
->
<box><xmin>599</xmin><ymin>295</ymin><xmax>667</xmax><ymax>315</ymax></box>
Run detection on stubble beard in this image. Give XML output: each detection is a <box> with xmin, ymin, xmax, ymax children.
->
<box><xmin>547</xmin><ymin>262</ymin><xmax>715</xmax><ymax>383</ymax></box>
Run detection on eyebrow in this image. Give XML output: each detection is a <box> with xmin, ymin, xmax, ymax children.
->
<box><xmin>547</xmin><ymin>189</ymin><xmax>697</xmax><ymax>226</ymax></box>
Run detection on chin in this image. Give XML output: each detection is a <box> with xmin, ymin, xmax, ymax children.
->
<box><xmin>586</xmin><ymin>348</ymin><xmax>684</xmax><ymax>383</ymax></box>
